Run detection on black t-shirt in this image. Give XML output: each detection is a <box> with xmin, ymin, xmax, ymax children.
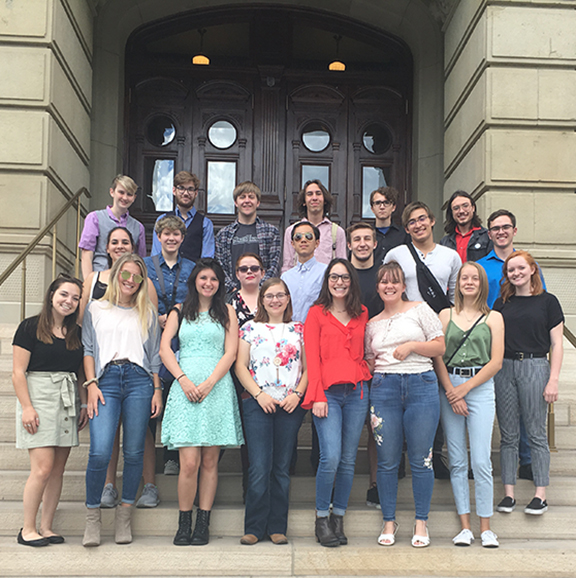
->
<box><xmin>493</xmin><ymin>292</ymin><xmax>564</xmax><ymax>356</ymax></box>
<box><xmin>355</xmin><ymin>264</ymin><xmax>384</xmax><ymax>319</ymax></box>
<box><xmin>374</xmin><ymin>224</ymin><xmax>407</xmax><ymax>266</ymax></box>
<box><xmin>12</xmin><ymin>316</ymin><xmax>83</xmax><ymax>373</ymax></box>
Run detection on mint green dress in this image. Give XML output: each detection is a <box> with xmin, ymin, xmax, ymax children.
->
<box><xmin>161</xmin><ymin>312</ymin><xmax>244</xmax><ymax>449</ymax></box>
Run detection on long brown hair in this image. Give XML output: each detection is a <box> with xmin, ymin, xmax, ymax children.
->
<box><xmin>254</xmin><ymin>278</ymin><xmax>293</xmax><ymax>324</ymax></box>
<box><xmin>37</xmin><ymin>275</ymin><xmax>83</xmax><ymax>350</ymax></box>
<box><xmin>454</xmin><ymin>262</ymin><xmax>490</xmax><ymax>314</ymax></box>
<box><xmin>314</xmin><ymin>259</ymin><xmax>364</xmax><ymax>318</ymax></box>
<box><xmin>500</xmin><ymin>250</ymin><xmax>544</xmax><ymax>303</ymax></box>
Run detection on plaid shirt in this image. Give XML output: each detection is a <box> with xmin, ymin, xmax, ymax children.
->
<box><xmin>215</xmin><ymin>217</ymin><xmax>281</xmax><ymax>291</ymax></box>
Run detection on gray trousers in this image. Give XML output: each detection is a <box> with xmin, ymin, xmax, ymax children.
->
<box><xmin>494</xmin><ymin>358</ymin><xmax>550</xmax><ymax>487</ymax></box>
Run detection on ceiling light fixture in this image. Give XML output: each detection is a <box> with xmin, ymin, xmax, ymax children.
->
<box><xmin>328</xmin><ymin>35</ymin><xmax>345</xmax><ymax>72</ymax></box>
<box><xmin>192</xmin><ymin>28</ymin><xmax>210</xmax><ymax>66</ymax></box>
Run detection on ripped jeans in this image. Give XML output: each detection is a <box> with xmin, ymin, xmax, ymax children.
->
<box><xmin>369</xmin><ymin>371</ymin><xmax>440</xmax><ymax>522</ymax></box>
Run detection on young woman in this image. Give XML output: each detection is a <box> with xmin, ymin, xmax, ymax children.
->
<box><xmin>227</xmin><ymin>253</ymin><xmax>264</xmax><ymax>326</ymax></box>
<box><xmin>493</xmin><ymin>250</ymin><xmax>564</xmax><ymax>515</ymax></box>
<box><xmin>161</xmin><ymin>258</ymin><xmax>244</xmax><ymax>546</ymax></box>
<box><xmin>12</xmin><ymin>275</ymin><xmax>86</xmax><ymax>547</ymax></box>
<box><xmin>82</xmin><ymin>253</ymin><xmax>162</xmax><ymax>547</ymax></box>
<box><xmin>303</xmin><ymin>258</ymin><xmax>372</xmax><ymax>548</ymax></box>
<box><xmin>434</xmin><ymin>262</ymin><xmax>504</xmax><ymax>548</ymax></box>
<box><xmin>365</xmin><ymin>261</ymin><xmax>445</xmax><ymax>548</ymax></box>
<box><xmin>235</xmin><ymin>278</ymin><xmax>307</xmax><ymax>545</ymax></box>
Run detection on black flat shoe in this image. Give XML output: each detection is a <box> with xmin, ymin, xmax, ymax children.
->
<box><xmin>44</xmin><ymin>534</ymin><xmax>65</xmax><ymax>544</ymax></box>
<box><xmin>17</xmin><ymin>529</ymin><xmax>49</xmax><ymax>547</ymax></box>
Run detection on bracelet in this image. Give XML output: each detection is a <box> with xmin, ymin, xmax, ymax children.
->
<box><xmin>294</xmin><ymin>390</ymin><xmax>303</xmax><ymax>399</ymax></box>
<box><xmin>82</xmin><ymin>378</ymin><xmax>98</xmax><ymax>389</ymax></box>
<box><xmin>254</xmin><ymin>390</ymin><xmax>262</xmax><ymax>399</ymax></box>
<box><xmin>154</xmin><ymin>386</ymin><xmax>162</xmax><ymax>391</ymax></box>
<box><xmin>80</xmin><ymin>404</ymin><xmax>88</xmax><ymax>409</ymax></box>
<box><xmin>176</xmin><ymin>373</ymin><xmax>186</xmax><ymax>382</ymax></box>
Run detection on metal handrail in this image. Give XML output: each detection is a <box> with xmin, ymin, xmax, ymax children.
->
<box><xmin>564</xmin><ymin>325</ymin><xmax>576</xmax><ymax>349</ymax></box>
<box><xmin>0</xmin><ymin>186</ymin><xmax>90</xmax><ymax>319</ymax></box>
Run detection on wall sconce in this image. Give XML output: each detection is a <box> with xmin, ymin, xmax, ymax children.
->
<box><xmin>192</xmin><ymin>29</ymin><xmax>210</xmax><ymax>65</ymax></box>
<box><xmin>328</xmin><ymin>35</ymin><xmax>345</xmax><ymax>71</ymax></box>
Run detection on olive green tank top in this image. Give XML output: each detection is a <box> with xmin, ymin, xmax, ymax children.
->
<box><xmin>443</xmin><ymin>310</ymin><xmax>491</xmax><ymax>368</ymax></box>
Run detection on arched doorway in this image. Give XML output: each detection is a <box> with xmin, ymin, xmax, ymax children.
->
<box><xmin>124</xmin><ymin>6</ymin><xmax>413</xmax><ymax>236</ymax></box>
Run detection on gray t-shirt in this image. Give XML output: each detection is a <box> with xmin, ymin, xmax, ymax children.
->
<box><xmin>231</xmin><ymin>223</ymin><xmax>259</xmax><ymax>283</ymax></box>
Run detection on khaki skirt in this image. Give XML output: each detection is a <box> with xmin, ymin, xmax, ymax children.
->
<box><xmin>16</xmin><ymin>371</ymin><xmax>80</xmax><ymax>449</ymax></box>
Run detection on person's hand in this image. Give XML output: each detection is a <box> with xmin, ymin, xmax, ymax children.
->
<box><xmin>21</xmin><ymin>406</ymin><xmax>39</xmax><ymax>435</ymax></box>
<box><xmin>196</xmin><ymin>379</ymin><xmax>215</xmax><ymax>403</ymax></box>
<box><xmin>393</xmin><ymin>342</ymin><xmax>413</xmax><ymax>361</ymax></box>
<box><xmin>543</xmin><ymin>380</ymin><xmax>559</xmax><ymax>404</ymax></box>
<box><xmin>445</xmin><ymin>383</ymin><xmax>470</xmax><ymax>405</ymax></box>
<box><xmin>279</xmin><ymin>393</ymin><xmax>300</xmax><ymax>414</ymax></box>
<box><xmin>179</xmin><ymin>375</ymin><xmax>200</xmax><ymax>402</ymax></box>
<box><xmin>87</xmin><ymin>385</ymin><xmax>105</xmax><ymax>419</ymax></box>
<box><xmin>158</xmin><ymin>314</ymin><xmax>167</xmax><ymax>330</ymax></box>
<box><xmin>312</xmin><ymin>401</ymin><xmax>328</xmax><ymax>418</ymax></box>
<box><xmin>256</xmin><ymin>392</ymin><xmax>279</xmax><ymax>414</ymax></box>
<box><xmin>450</xmin><ymin>398</ymin><xmax>469</xmax><ymax>416</ymax></box>
<box><xmin>77</xmin><ymin>407</ymin><xmax>89</xmax><ymax>430</ymax></box>
<box><xmin>151</xmin><ymin>389</ymin><xmax>163</xmax><ymax>418</ymax></box>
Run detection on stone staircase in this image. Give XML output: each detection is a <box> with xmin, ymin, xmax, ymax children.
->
<box><xmin>1</xmin><ymin>322</ymin><xmax>575</xmax><ymax>577</ymax></box>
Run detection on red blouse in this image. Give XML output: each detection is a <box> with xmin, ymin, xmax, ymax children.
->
<box><xmin>302</xmin><ymin>304</ymin><xmax>372</xmax><ymax>409</ymax></box>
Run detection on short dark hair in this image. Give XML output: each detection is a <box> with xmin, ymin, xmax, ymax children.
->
<box><xmin>487</xmin><ymin>209</ymin><xmax>516</xmax><ymax>229</ymax></box>
<box><xmin>346</xmin><ymin>222</ymin><xmax>376</xmax><ymax>243</ymax></box>
<box><xmin>370</xmin><ymin>186</ymin><xmax>399</xmax><ymax>206</ymax></box>
<box><xmin>291</xmin><ymin>221</ymin><xmax>321</xmax><ymax>241</ymax></box>
<box><xmin>444</xmin><ymin>190</ymin><xmax>482</xmax><ymax>235</ymax></box>
<box><xmin>402</xmin><ymin>201</ymin><xmax>435</xmax><ymax>229</ymax></box>
<box><xmin>235</xmin><ymin>252</ymin><xmax>264</xmax><ymax>270</ymax></box>
<box><xmin>296</xmin><ymin>180</ymin><xmax>333</xmax><ymax>218</ymax></box>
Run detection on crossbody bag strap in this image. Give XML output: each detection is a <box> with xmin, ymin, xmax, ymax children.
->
<box><xmin>445</xmin><ymin>314</ymin><xmax>485</xmax><ymax>367</ymax></box>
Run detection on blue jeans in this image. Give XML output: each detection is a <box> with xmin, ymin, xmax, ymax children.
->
<box><xmin>86</xmin><ymin>363</ymin><xmax>153</xmax><ymax>507</ymax></box>
<box><xmin>242</xmin><ymin>398</ymin><xmax>305</xmax><ymax>538</ymax></box>
<box><xmin>313</xmin><ymin>382</ymin><xmax>369</xmax><ymax>517</ymax></box>
<box><xmin>439</xmin><ymin>373</ymin><xmax>495</xmax><ymax>518</ymax></box>
<box><xmin>370</xmin><ymin>372</ymin><xmax>439</xmax><ymax>522</ymax></box>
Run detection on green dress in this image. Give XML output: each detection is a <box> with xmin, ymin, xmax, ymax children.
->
<box><xmin>161</xmin><ymin>311</ymin><xmax>244</xmax><ymax>449</ymax></box>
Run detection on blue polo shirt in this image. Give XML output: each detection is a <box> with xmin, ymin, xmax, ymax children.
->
<box><xmin>478</xmin><ymin>249</ymin><xmax>546</xmax><ymax>308</ymax></box>
<box><xmin>281</xmin><ymin>257</ymin><xmax>327</xmax><ymax>323</ymax></box>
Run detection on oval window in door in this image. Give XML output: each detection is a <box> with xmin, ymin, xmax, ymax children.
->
<box><xmin>362</xmin><ymin>123</ymin><xmax>392</xmax><ymax>155</ymax></box>
<box><xmin>208</xmin><ymin>120</ymin><xmax>237</xmax><ymax>149</ymax></box>
<box><xmin>302</xmin><ymin>123</ymin><xmax>331</xmax><ymax>153</ymax></box>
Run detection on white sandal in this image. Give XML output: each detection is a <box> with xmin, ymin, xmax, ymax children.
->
<box><xmin>377</xmin><ymin>521</ymin><xmax>398</xmax><ymax>546</ymax></box>
<box><xmin>411</xmin><ymin>523</ymin><xmax>430</xmax><ymax>548</ymax></box>
<box><xmin>481</xmin><ymin>530</ymin><xmax>499</xmax><ymax>548</ymax></box>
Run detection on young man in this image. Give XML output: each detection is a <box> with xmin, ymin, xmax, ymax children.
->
<box><xmin>79</xmin><ymin>175</ymin><xmax>146</xmax><ymax>279</ymax></box>
<box><xmin>281</xmin><ymin>221</ymin><xmax>327</xmax><ymax>323</ymax></box>
<box><xmin>215</xmin><ymin>181</ymin><xmax>280</xmax><ymax>292</ymax></box>
<box><xmin>281</xmin><ymin>180</ymin><xmax>346</xmax><ymax>273</ymax></box>
<box><xmin>440</xmin><ymin>190</ymin><xmax>492</xmax><ymax>263</ymax></box>
<box><xmin>369</xmin><ymin>187</ymin><xmax>407</xmax><ymax>266</ymax></box>
<box><xmin>151</xmin><ymin>171</ymin><xmax>215</xmax><ymax>262</ymax></box>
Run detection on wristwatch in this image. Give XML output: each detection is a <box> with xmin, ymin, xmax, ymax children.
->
<box><xmin>294</xmin><ymin>390</ymin><xmax>303</xmax><ymax>398</ymax></box>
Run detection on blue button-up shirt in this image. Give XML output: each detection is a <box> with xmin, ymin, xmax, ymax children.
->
<box><xmin>281</xmin><ymin>257</ymin><xmax>327</xmax><ymax>323</ymax></box>
<box><xmin>144</xmin><ymin>254</ymin><xmax>195</xmax><ymax>316</ymax></box>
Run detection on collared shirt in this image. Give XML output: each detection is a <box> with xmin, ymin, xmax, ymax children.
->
<box><xmin>144</xmin><ymin>253</ymin><xmax>195</xmax><ymax>316</ymax></box>
<box><xmin>384</xmin><ymin>243</ymin><xmax>460</xmax><ymax>304</ymax></box>
<box><xmin>151</xmin><ymin>206</ymin><xmax>215</xmax><ymax>258</ymax></box>
<box><xmin>455</xmin><ymin>226</ymin><xmax>481</xmax><ymax>263</ymax></box>
<box><xmin>477</xmin><ymin>249</ymin><xmax>547</xmax><ymax>308</ymax></box>
<box><xmin>281</xmin><ymin>257</ymin><xmax>327</xmax><ymax>323</ymax></box>
<box><xmin>281</xmin><ymin>217</ymin><xmax>347</xmax><ymax>273</ymax></box>
<box><xmin>215</xmin><ymin>216</ymin><xmax>281</xmax><ymax>292</ymax></box>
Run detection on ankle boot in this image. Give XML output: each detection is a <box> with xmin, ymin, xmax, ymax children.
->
<box><xmin>190</xmin><ymin>509</ymin><xmax>211</xmax><ymax>545</ymax></box>
<box><xmin>115</xmin><ymin>505</ymin><xmax>133</xmax><ymax>544</ymax></box>
<box><xmin>329</xmin><ymin>513</ymin><xmax>347</xmax><ymax>545</ymax></box>
<box><xmin>173</xmin><ymin>510</ymin><xmax>193</xmax><ymax>546</ymax></box>
<box><xmin>315</xmin><ymin>515</ymin><xmax>339</xmax><ymax>547</ymax></box>
<box><xmin>82</xmin><ymin>507</ymin><xmax>101</xmax><ymax>547</ymax></box>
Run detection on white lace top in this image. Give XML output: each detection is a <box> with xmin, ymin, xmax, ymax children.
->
<box><xmin>364</xmin><ymin>302</ymin><xmax>443</xmax><ymax>374</ymax></box>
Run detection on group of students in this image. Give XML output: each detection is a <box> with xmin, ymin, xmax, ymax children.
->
<box><xmin>12</xmin><ymin>175</ymin><xmax>564</xmax><ymax>551</ymax></box>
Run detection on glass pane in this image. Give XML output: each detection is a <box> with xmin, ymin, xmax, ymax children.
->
<box><xmin>207</xmin><ymin>161</ymin><xmax>236</xmax><ymax>214</ymax></box>
<box><xmin>146</xmin><ymin>116</ymin><xmax>176</xmax><ymax>147</ymax></box>
<box><xmin>301</xmin><ymin>165</ymin><xmax>330</xmax><ymax>190</ymax></box>
<box><xmin>302</xmin><ymin>123</ymin><xmax>331</xmax><ymax>153</ymax></box>
<box><xmin>208</xmin><ymin>120</ymin><xmax>237</xmax><ymax>149</ymax></box>
<box><xmin>363</xmin><ymin>123</ymin><xmax>392</xmax><ymax>155</ymax></box>
<box><xmin>362</xmin><ymin>166</ymin><xmax>387</xmax><ymax>218</ymax></box>
<box><xmin>150</xmin><ymin>160</ymin><xmax>174</xmax><ymax>212</ymax></box>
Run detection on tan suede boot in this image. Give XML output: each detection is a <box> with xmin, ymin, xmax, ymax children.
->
<box><xmin>115</xmin><ymin>505</ymin><xmax>133</xmax><ymax>544</ymax></box>
<box><xmin>82</xmin><ymin>507</ymin><xmax>101</xmax><ymax>547</ymax></box>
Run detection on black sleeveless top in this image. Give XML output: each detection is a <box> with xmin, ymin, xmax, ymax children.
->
<box><xmin>168</xmin><ymin>210</ymin><xmax>204</xmax><ymax>262</ymax></box>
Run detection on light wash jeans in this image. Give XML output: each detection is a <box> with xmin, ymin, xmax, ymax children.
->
<box><xmin>440</xmin><ymin>372</ymin><xmax>495</xmax><ymax>518</ymax></box>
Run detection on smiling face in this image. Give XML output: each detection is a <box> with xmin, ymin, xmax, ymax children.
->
<box><xmin>236</xmin><ymin>255</ymin><xmax>263</xmax><ymax>289</ymax></box>
<box><xmin>303</xmin><ymin>183</ymin><xmax>325</xmax><ymax>217</ymax></box>
<box><xmin>348</xmin><ymin>227</ymin><xmax>377</xmax><ymax>263</ymax></box>
<box><xmin>109</xmin><ymin>183</ymin><xmax>136</xmax><ymax>212</ymax></box>
<box><xmin>195</xmin><ymin>267</ymin><xmax>220</xmax><ymax>299</ymax></box>
<box><xmin>262</xmin><ymin>282</ymin><xmax>290</xmax><ymax>318</ymax></box>
<box><xmin>106</xmin><ymin>228</ymin><xmax>134</xmax><ymax>264</ymax></box>
<box><xmin>173</xmin><ymin>181</ymin><xmax>198</xmax><ymax>210</ymax></box>
<box><xmin>405</xmin><ymin>207</ymin><xmax>435</xmax><ymax>243</ymax></box>
<box><xmin>506</xmin><ymin>255</ymin><xmax>535</xmax><ymax>292</ymax></box>
<box><xmin>459</xmin><ymin>264</ymin><xmax>481</xmax><ymax>299</ymax></box>
<box><xmin>488</xmin><ymin>215</ymin><xmax>516</xmax><ymax>251</ymax></box>
<box><xmin>118</xmin><ymin>261</ymin><xmax>143</xmax><ymax>302</ymax></box>
<box><xmin>235</xmin><ymin>192</ymin><xmax>260</xmax><ymax>220</ymax></box>
<box><xmin>51</xmin><ymin>282</ymin><xmax>81</xmax><ymax>320</ymax></box>
<box><xmin>159</xmin><ymin>228</ymin><xmax>184</xmax><ymax>256</ymax></box>
<box><xmin>377</xmin><ymin>271</ymin><xmax>406</xmax><ymax>305</ymax></box>
<box><xmin>450</xmin><ymin>195</ymin><xmax>474</xmax><ymax>229</ymax></box>
<box><xmin>327</xmin><ymin>262</ymin><xmax>351</xmax><ymax>300</ymax></box>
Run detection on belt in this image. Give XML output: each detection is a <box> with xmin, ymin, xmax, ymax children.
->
<box><xmin>447</xmin><ymin>367</ymin><xmax>482</xmax><ymax>377</ymax></box>
<box><xmin>504</xmin><ymin>352</ymin><xmax>547</xmax><ymax>361</ymax></box>
<box><xmin>108</xmin><ymin>358</ymin><xmax>131</xmax><ymax>366</ymax></box>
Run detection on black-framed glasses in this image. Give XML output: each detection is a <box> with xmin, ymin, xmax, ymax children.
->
<box><xmin>237</xmin><ymin>265</ymin><xmax>262</xmax><ymax>274</ymax></box>
<box><xmin>488</xmin><ymin>224</ymin><xmax>514</xmax><ymax>233</ymax></box>
<box><xmin>262</xmin><ymin>292</ymin><xmax>288</xmax><ymax>302</ymax></box>
<box><xmin>371</xmin><ymin>199</ymin><xmax>393</xmax><ymax>208</ymax></box>
<box><xmin>176</xmin><ymin>185</ymin><xmax>197</xmax><ymax>193</ymax></box>
<box><xmin>120</xmin><ymin>270</ymin><xmax>143</xmax><ymax>284</ymax></box>
<box><xmin>328</xmin><ymin>273</ymin><xmax>351</xmax><ymax>283</ymax></box>
<box><xmin>293</xmin><ymin>232</ymin><xmax>314</xmax><ymax>241</ymax></box>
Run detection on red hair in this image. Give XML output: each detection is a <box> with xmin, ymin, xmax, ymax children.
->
<box><xmin>500</xmin><ymin>250</ymin><xmax>543</xmax><ymax>303</ymax></box>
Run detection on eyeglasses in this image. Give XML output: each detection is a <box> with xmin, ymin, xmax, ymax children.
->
<box><xmin>176</xmin><ymin>185</ymin><xmax>197</xmax><ymax>193</ymax></box>
<box><xmin>451</xmin><ymin>202</ymin><xmax>472</xmax><ymax>212</ymax></box>
<box><xmin>237</xmin><ymin>265</ymin><xmax>262</xmax><ymax>274</ymax></box>
<box><xmin>407</xmin><ymin>215</ymin><xmax>429</xmax><ymax>228</ymax></box>
<box><xmin>488</xmin><ymin>224</ymin><xmax>514</xmax><ymax>233</ymax></box>
<box><xmin>328</xmin><ymin>273</ymin><xmax>351</xmax><ymax>283</ymax></box>
<box><xmin>371</xmin><ymin>199</ymin><xmax>393</xmax><ymax>208</ymax></box>
<box><xmin>262</xmin><ymin>292</ymin><xmax>288</xmax><ymax>302</ymax></box>
<box><xmin>293</xmin><ymin>232</ymin><xmax>314</xmax><ymax>242</ymax></box>
<box><xmin>120</xmin><ymin>270</ymin><xmax>143</xmax><ymax>284</ymax></box>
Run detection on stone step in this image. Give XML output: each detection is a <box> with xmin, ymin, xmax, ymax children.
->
<box><xmin>1</xmin><ymin>501</ymin><xmax>575</xmax><ymax>540</ymax></box>
<box><xmin>0</xmin><ymin>535</ymin><xmax>574</xmax><ymax>578</ymax></box>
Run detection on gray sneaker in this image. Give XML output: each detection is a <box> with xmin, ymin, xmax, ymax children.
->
<box><xmin>164</xmin><ymin>460</ymin><xmax>180</xmax><ymax>475</ymax></box>
<box><xmin>101</xmin><ymin>483</ymin><xmax>119</xmax><ymax>508</ymax></box>
<box><xmin>136</xmin><ymin>483</ymin><xmax>160</xmax><ymax>508</ymax></box>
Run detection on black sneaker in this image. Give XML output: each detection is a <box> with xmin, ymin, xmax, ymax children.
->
<box><xmin>525</xmin><ymin>497</ymin><xmax>548</xmax><ymax>515</ymax></box>
<box><xmin>366</xmin><ymin>484</ymin><xmax>380</xmax><ymax>508</ymax></box>
<box><xmin>497</xmin><ymin>496</ymin><xmax>516</xmax><ymax>513</ymax></box>
<box><xmin>518</xmin><ymin>464</ymin><xmax>533</xmax><ymax>481</ymax></box>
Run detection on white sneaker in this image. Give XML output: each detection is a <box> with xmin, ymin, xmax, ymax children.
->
<box><xmin>481</xmin><ymin>530</ymin><xmax>499</xmax><ymax>548</ymax></box>
<box><xmin>453</xmin><ymin>528</ymin><xmax>474</xmax><ymax>546</ymax></box>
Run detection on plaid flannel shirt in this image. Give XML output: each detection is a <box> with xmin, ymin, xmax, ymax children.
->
<box><xmin>215</xmin><ymin>217</ymin><xmax>281</xmax><ymax>291</ymax></box>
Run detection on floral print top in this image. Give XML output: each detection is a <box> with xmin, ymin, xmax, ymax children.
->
<box><xmin>239</xmin><ymin>321</ymin><xmax>304</xmax><ymax>401</ymax></box>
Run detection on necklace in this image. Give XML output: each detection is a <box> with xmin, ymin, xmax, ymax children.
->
<box><xmin>267</xmin><ymin>323</ymin><xmax>286</xmax><ymax>386</ymax></box>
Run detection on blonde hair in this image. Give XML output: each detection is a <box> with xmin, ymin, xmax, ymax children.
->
<box><xmin>454</xmin><ymin>262</ymin><xmax>490</xmax><ymax>315</ymax></box>
<box><xmin>111</xmin><ymin>174</ymin><xmax>138</xmax><ymax>195</ymax></box>
<box><xmin>233</xmin><ymin>181</ymin><xmax>261</xmax><ymax>202</ymax></box>
<box><xmin>103</xmin><ymin>253</ymin><xmax>155</xmax><ymax>334</ymax></box>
